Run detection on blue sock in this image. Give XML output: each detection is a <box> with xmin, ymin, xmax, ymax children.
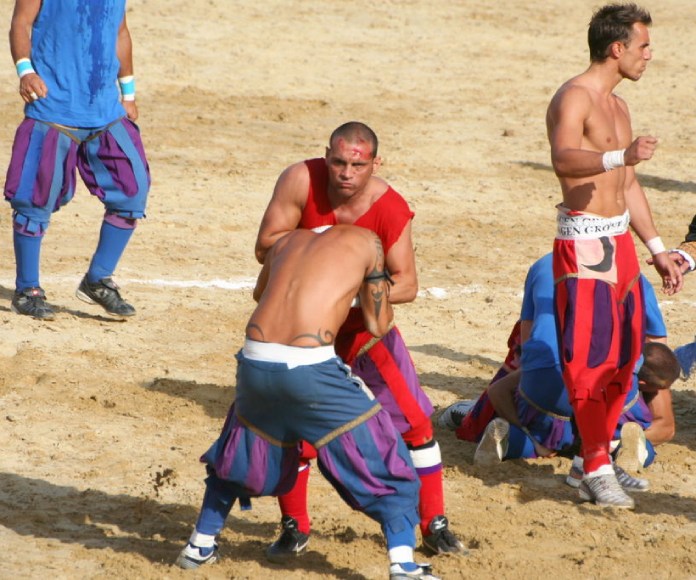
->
<box><xmin>13</xmin><ymin>230</ymin><xmax>42</xmax><ymax>291</ymax></box>
<box><xmin>87</xmin><ymin>221</ymin><xmax>134</xmax><ymax>283</ymax></box>
<box><xmin>195</xmin><ymin>472</ymin><xmax>238</xmax><ymax>536</ymax></box>
<box><xmin>383</xmin><ymin>514</ymin><xmax>416</xmax><ymax>551</ymax></box>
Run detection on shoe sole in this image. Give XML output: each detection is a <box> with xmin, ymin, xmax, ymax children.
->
<box><xmin>76</xmin><ymin>288</ymin><xmax>135</xmax><ymax>318</ymax></box>
<box><xmin>175</xmin><ymin>551</ymin><xmax>218</xmax><ymax>569</ymax></box>
<box><xmin>11</xmin><ymin>302</ymin><xmax>55</xmax><ymax>321</ymax></box>
<box><xmin>578</xmin><ymin>488</ymin><xmax>635</xmax><ymax>509</ymax></box>
<box><xmin>474</xmin><ymin>418</ymin><xmax>508</xmax><ymax>466</ymax></box>
<box><xmin>565</xmin><ymin>474</ymin><xmax>582</xmax><ymax>489</ymax></box>
<box><xmin>616</xmin><ymin>422</ymin><xmax>647</xmax><ymax>473</ymax></box>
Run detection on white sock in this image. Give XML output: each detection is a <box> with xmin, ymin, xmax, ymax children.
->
<box><xmin>189</xmin><ymin>529</ymin><xmax>217</xmax><ymax>548</ymax></box>
<box><xmin>388</xmin><ymin>545</ymin><xmax>414</xmax><ymax>564</ymax></box>
<box><xmin>584</xmin><ymin>464</ymin><xmax>614</xmax><ymax>479</ymax></box>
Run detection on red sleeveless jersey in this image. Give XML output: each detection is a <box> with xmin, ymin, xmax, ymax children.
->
<box><xmin>299</xmin><ymin>158</ymin><xmax>414</xmax><ymax>361</ymax></box>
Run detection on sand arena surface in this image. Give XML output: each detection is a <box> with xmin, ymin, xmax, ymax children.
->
<box><xmin>2</xmin><ymin>1</ymin><xmax>696</xmax><ymax>578</ymax></box>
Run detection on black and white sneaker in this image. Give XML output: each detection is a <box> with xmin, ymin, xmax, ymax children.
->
<box><xmin>11</xmin><ymin>287</ymin><xmax>55</xmax><ymax>320</ymax></box>
<box><xmin>436</xmin><ymin>400</ymin><xmax>475</xmax><ymax>430</ymax></box>
<box><xmin>76</xmin><ymin>276</ymin><xmax>135</xmax><ymax>317</ymax></box>
<box><xmin>422</xmin><ymin>515</ymin><xmax>467</xmax><ymax>555</ymax></box>
<box><xmin>265</xmin><ymin>516</ymin><xmax>310</xmax><ymax>562</ymax></box>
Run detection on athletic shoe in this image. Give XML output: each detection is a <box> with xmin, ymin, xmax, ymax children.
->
<box><xmin>613</xmin><ymin>463</ymin><xmax>649</xmax><ymax>492</ymax></box>
<box><xmin>11</xmin><ymin>287</ymin><xmax>55</xmax><ymax>320</ymax></box>
<box><xmin>473</xmin><ymin>418</ymin><xmax>509</xmax><ymax>465</ymax></box>
<box><xmin>265</xmin><ymin>516</ymin><xmax>309</xmax><ymax>562</ymax></box>
<box><xmin>615</xmin><ymin>422</ymin><xmax>648</xmax><ymax>473</ymax></box>
<box><xmin>578</xmin><ymin>473</ymin><xmax>635</xmax><ymax>509</ymax></box>
<box><xmin>421</xmin><ymin>515</ymin><xmax>468</xmax><ymax>555</ymax></box>
<box><xmin>175</xmin><ymin>542</ymin><xmax>218</xmax><ymax>569</ymax></box>
<box><xmin>565</xmin><ymin>461</ymin><xmax>583</xmax><ymax>489</ymax></box>
<box><xmin>389</xmin><ymin>562</ymin><xmax>440</xmax><ymax>579</ymax></box>
<box><xmin>436</xmin><ymin>400</ymin><xmax>475</xmax><ymax>430</ymax></box>
<box><xmin>76</xmin><ymin>276</ymin><xmax>136</xmax><ymax>317</ymax></box>
<box><xmin>675</xmin><ymin>341</ymin><xmax>696</xmax><ymax>378</ymax></box>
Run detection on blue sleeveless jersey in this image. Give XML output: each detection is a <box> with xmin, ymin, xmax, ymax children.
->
<box><xmin>25</xmin><ymin>0</ymin><xmax>126</xmax><ymax>126</ymax></box>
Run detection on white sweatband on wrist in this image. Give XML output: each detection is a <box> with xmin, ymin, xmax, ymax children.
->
<box><xmin>15</xmin><ymin>58</ymin><xmax>35</xmax><ymax>78</ymax></box>
<box><xmin>672</xmin><ymin>249</ymin><xmax>696</xmax><ymax>272</ymax></box>
<box><xmin>646</xmin><ymin>236</ymin><xmax>666</xmax><ymax>256</ymax></box>
<box><xmin>118</xmin><ymin>75</ymin><xmax>135</xmax><ymax>101</ymax></box>
<box><xmin>602</xmin><ymin>149</ymin><xmax>626</xmax><ymax>172</ymax></box>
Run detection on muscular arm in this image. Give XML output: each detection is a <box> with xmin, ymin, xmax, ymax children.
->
<box><xmin>624</xmin><ymin>159</ymin><xmax>683</xmax><ymax>293</ymax></box>
<box><xmin>487</xmin><ymin>370</ymin><xmax>523</xmax><ymax>428</ymax></box>
<box><xmin>547</xmin><ymin>87</ymin><xmax>606</xmax><ymax>178</ymax></box>
<box><xmin>360</xmin><ymin>236</ymin><xmax>394</xmax><ymax>337</ymax></box>
<box><xmin>384</xmin><ymin>220</ymin><xmax>418</xmax><ymax>304</ymax></box>
<box><xmin>116</xmin><ymin>15</ymin><xmax>138</xmax><ymax>121</ymax></box>
<box><xmin>255</xmin><ymin>163</ymin><xmax>308</xmax><ymax>264</ymax></box>
<box><xmin>9</xmin><ymin>0</ymin><xmax>46</xmax><ymax>102</ymax></box>
<box><xmin>644</xmin><ymin>388</ymin><xmax>675</xmax><ymax>445</ymax></box>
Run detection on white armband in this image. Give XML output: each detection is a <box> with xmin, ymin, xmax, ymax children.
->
<box><xmin>646</xmin><ymin>236</ymin><xmax>666</xmax><ymax>256</ymax></box>
<box><xmin>602</xmin><ymin>149</ymin><xmax>626</xmax><ymax>172</ymax></box>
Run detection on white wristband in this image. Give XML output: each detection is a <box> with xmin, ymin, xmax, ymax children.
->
<box><xmin>602</xmin><ymin>149</ymin><xmax>626</xmax><ymax>172</ymax></box>
<box><xmin>672</xmin><ymin>249</ymin><xmax>696</xmax><ymax>272</ymax></box>
<box><xmin>646</xmin><ymin>236</ymin><xmax>666</xmax><ymax>255</ymax></box>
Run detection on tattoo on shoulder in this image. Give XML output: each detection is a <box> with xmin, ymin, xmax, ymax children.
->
<box><xmin>290</xmin><ymin>329</ymin><xmax>335</xmax><ymax>346</ymax></box>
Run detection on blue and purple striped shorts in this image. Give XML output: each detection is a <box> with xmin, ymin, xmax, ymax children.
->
<box><xmin>201</xmin><ymin>346</ymin><xmax>419</xmax><ymax>526</ymax></box>
<box><xmin>4</xmin><ymin>117</ymin><xmax>150</xmax><ymax>234</ymax></box>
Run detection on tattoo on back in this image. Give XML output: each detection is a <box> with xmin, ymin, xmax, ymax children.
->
<box><xmin>245</xmin><ymin>323</ymin><xmax>265</xmax><ymax>340</ymax></box>
<box><xmin>290</xmin><ymin>329</ymin><xmax>335</xmax><ymax>346</ymax></box>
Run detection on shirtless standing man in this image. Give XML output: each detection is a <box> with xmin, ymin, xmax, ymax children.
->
<box><xmin>546</xmin><ymin>3</ymin><xmax>682</xmax><ymax>509</ymax></box>
<box><xmin>255</xmin><ymin>122</ymin><xmax>464</xmax><ymax>557</ymax></box>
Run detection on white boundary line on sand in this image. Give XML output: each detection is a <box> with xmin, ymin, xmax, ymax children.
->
<box><xmin>0</xmin><ymin>276</ymin><xmax>504</xmax><ymax>299</ymax></box>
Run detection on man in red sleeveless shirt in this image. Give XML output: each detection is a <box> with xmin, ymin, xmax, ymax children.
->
<box><xmin>255</xmin><ymin>122</ymin><xmax>465</xmax><ymax>560</ymax></box>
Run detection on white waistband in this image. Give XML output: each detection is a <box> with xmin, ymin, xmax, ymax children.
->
<box><xmin>242</xmin><ymin>339</ymin><xmax>336</xmax><ymax>368</ymax></box>
<box><xmin>556</xmin><ymin>207</ymin><xmax>630</xmax><ymax>240</ymax></box>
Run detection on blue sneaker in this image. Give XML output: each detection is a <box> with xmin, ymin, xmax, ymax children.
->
<box><xmin>674</xmin><ymin>342</ymin><xmax>696</xmax><ymax>378</ymax></box>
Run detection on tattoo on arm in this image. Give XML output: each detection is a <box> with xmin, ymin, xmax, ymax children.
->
<box><xmin>364</xmin><ymin>237</ymin><xmax>392</xmax><ymax>318</ymax></box>
<box><xmin>290</xmin><ymin>329</ymin><xmax>335</xmax><ymax>346</ymax></box>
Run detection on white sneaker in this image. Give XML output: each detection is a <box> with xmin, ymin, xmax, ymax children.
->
<box><xmin>175</xmin><ymin>542</ymin><xmax>219</xmax><ymax>569</ymax></box>
<box><xmin>389</xmin><ymin>562</ymin><xmax>440</xmax><ymax>579</ymax></box>
<box><xmin>615</xmin><ymin>422</ymin><xmax>648</xmax><ymax>473</ymax></box>
<box><xmin>437</xmin><ymin>400</ymin><xmax>475</xmax><ymax>430</ymax></box>
<box><xmin>473</xmin><ymin>418</ymin><xmax>509</xmax><ymax>465</ymax></box>
<box><xmin>578</xmin><ymin>473</ymin><xmax>635</xmax><ymax>509</ymax></box>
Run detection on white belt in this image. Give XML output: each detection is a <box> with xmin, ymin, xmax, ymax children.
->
<box><xmin>242</xmin><ymin>339</ymin><xmax>336</xmax><ymax>368</ymax></box>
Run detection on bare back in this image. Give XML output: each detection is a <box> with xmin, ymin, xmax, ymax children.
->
<box><xmin>247</xmin><ymin>226</ymin><xmax>393</xmax><ymax>347</ymax></box>
<box><xmin>546</xmin><ymin>74</ymin><xmax>632</xmax><ymax>216</ymax></box>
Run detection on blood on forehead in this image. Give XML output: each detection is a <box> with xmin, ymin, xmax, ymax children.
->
<box><xmin>335</xmin><ymin>136</ymin><xmax>372</xmax><ymax>160</ymax></box>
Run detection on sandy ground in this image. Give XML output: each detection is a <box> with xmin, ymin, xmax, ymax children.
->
<box><xmin>2</xmin><ymin>0</ymin><xmax>696</xmax><ymax>578</ymax></box>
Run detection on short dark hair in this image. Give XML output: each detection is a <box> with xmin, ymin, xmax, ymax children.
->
<box><xmin>638</xmin><ymin>342</ymin><xmax>680</xmax><ymax>389</ymax></box>
<box><xmin>588</xmin><ymin>3</ymin><xmax>652</xmax><ymax>62</ymax></box>
<box><xmin>329</xmin><ymin>122</ymin><xmax>379</xmax><ymax>158</ymax></box>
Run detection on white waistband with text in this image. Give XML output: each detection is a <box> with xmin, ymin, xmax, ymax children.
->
<box><xmin>556</xmin><ymin>209</ymin><xmax>629</xmax><ymax>240</ymax></box>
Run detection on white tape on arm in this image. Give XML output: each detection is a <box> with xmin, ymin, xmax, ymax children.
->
<box><xmin>646</xmin><ymin>236</ymin><xmax>666</xmax><ymax>256</ymax></box>
<box><xmin>602</xmin><ymin>149</ymin><xmax>626</xmax><ymax>172</ymax></box>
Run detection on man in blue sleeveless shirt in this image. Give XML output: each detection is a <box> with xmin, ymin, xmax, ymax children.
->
<box><xmin>4</xmin><ymin>0</ymin><xmax>150</xmax><ymax>320</ymax></box>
